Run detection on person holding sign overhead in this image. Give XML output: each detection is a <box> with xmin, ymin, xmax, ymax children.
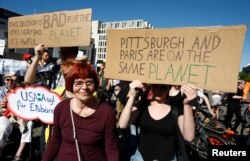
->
<box><xmin>42</xmin><ymin>60</ymin><xmax>119</xmax><ymax>161</ymax></box>
<box><xmin>25</xmin><ymin>44</ymin><xmax>83</xmax><ymax>95</ymax></box>
<box><xmin>119</xmin><ymin>80</ymin><xmax>196</xmax><ymax>161</ymax></box>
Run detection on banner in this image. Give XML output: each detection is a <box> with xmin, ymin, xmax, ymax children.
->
<box><xmin>0</xmin><ymin>39</ymin><xmax>5</xmax><ymax>56</ymax></box>
<box><xmin>8</xmin><ymin>8</ymin><xmax>92</xmax><ymax>48</ymax></box>
<box><xmin>6</xmin><ymin>86</ymin><xmax>62</xmax><ymax>124</ymax></box>
<box><xmin>105</xmin><ymin>25</ymin><xmax>247</xmax><ymax>92</ymax></box>
<box><xmin>0</xmin><ymin>58</ymin><xmax>27</xmax><ymax>76</ymax></box>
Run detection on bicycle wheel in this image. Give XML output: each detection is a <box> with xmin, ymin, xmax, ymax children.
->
<box><xmin>192</xmin><ymin>135</ymin><xmax>208</xmax><ymax>159</ymax></box>
<box><xmin>208</xmin><ymin>133</ymin><xmax>230</xmax><ymax>145</ymax></box>
<box><xmin>192</xmin><ymin>132</ymin><xmax>232</xmax><ymax>160</ymax></box>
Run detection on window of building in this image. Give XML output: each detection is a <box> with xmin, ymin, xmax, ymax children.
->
<box><xmin>137</xmin><ymin>21</ymin><xmax>140</xmax><ymax>27</ymax></box>
<box><xmin>122</xmin><ymin>22</ymin><xmax>126</xmax><ymax>28</ymax></box>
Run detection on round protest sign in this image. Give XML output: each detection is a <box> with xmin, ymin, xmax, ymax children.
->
<box><xmin>6</xmin><ymin>86</ymin><xmax>62</xmax><ymax>124</ymax></box>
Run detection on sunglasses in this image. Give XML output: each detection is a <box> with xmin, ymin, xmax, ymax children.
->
<box><xmin>5</xmin><ymin>79</ymin><xmax>14</xmax><ymax>82</ymax></box>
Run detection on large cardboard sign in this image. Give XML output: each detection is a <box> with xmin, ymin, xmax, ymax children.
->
<box><xmin>105</xmin><ymin>26</ymin><xmax>247</xmax><ymax>93</ymax></box>
<box><xmin>8</xmin><ymin>8</ymin><xmax>92</xmax><ymax>48</ymax></box>
<box><xmin>6</xmin><ymin>86</ymin><xmax>62</xmax><ymax>124</ymax></box>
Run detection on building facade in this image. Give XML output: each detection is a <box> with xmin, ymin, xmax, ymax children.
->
<box><xmin>0</xmin><ymin>8</ymin><xmax>22</xmax><ymax>57</ymax></box>
<box><xmin>91</xmin><ymin>20</ymin><xmax>154</xmax><ymax>67</ymax></box>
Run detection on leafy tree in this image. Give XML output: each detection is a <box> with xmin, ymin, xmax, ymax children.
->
<box><xmin>239</xmin><ymin>72</ymin><xmax>250</xmax><ymax>81</ymax></box>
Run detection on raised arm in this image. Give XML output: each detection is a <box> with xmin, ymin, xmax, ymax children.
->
<box><xmin>178</xmin><ymin>85</ymin><xmax>197</xmax><ymax>142</ymax></box>
<box><xmin>24</xmin><ymin>44</ymin><xmax>44</xmax><ymax>84</ymax></box>
<box><xmin>118</xmin><ymin>80</ymin><xmax>143</xmax><ymax>129</ymax></box>
<box><xmin>201</xmin><ymin>92</ymin><xmax>216</xmax><ymax>117</ymax></box>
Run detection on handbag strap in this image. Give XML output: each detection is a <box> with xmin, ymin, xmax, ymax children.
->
<box><xmin>171</xmin><ymin>106</ymin><xmax>190</xmax><ymax>161</ymax></box>
<box><xmin>70</xmin><ymin>99</ymin><xmax>82</xmax><ymax>161</ymax></box>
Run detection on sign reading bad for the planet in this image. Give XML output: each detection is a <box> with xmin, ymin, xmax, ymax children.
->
<box><xmin>105</xmin><ymin>25</ymin><xmax>247</xmax><ymax>93</ymax></box>
<box><xmin>8</xmin><ymin>8</ymin><xmax>92</xmax><ymax>48</ymax></box>
<box><xmin>7</xmin><ymin>86</ymin><xmax>62</xmax><ymax>124</ymax></box>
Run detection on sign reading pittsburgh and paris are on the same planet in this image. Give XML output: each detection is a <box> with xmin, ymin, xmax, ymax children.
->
<box><xmin>105</xmin><ymin>26</ymin><xmax>247</xmax><ymax>93</ymax></box>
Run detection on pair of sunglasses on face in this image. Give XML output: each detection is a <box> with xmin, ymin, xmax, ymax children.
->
<box><xmin>5</xmin><ymin>78</ymin><xmax>14</xmax><ymax>82</ymax></box>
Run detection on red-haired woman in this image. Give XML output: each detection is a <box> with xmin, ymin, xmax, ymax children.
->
<box><xmin>42</xmin><ymin>61</ymin><xmax>119</xmax><ymax>161</ymax></box>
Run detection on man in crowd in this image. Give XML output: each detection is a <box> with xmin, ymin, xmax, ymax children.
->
<box><xmin>224</xmin><ymin>80</ymin><xmax>245</xmax><ymax>131</ymax></box>
<box><xmin>0</xmin><ymin>74</ymin><xmax>33</xmax><ymax>161</ymax></box>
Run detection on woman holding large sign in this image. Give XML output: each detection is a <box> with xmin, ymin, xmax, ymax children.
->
<box><xmin>119</xmin><ymin>80</ymin><xmax>196</xmax><ymax>161</ymax></box>
<box><xmin>42</xmin><ymin>60</ymin><xmax>119</xmax><ymax>161</ymax></box>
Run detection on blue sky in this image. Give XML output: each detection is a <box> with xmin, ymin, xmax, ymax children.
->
<box><xmin>1</xmin><ymin>0</ymin><xmax>249</xmax><ymax>70</ymax></box>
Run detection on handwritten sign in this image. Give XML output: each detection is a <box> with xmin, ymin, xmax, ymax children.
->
<box><xmin>0</xmin><ymin>59</ymin><xmax>27</xmax><ymax>76</ymax></box>
<box><xmin>105</xmin><ymin>25</ymin><xmax>247</xmax><ymax>93</ymax></box>
<box><xmin>6</xmin><ymin>86</ymin><xmax>62</xmax><ymax>124</ymax></box>
<box><xmin>8</xmin><ymin>8</ymin><xmax>92</xmax><ymax>48</ymax></box>
<box><xmin>0</xmin><ymin>39</ymin><xmax>5</xmax><ymax>55</ymax></box>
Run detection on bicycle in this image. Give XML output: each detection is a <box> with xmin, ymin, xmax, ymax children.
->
<box><xmin>191</xmin><ymin>106</ymin><xmax>236</xmax><ymax>160</ymax></box>
<box><xmin>239</xmin><ymin>100</ymin><xmax>250</xmax><ymax>137</ymax></box>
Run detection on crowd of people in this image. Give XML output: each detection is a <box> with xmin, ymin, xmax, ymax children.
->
<box><xmin>0</xmin><ymin>44</ymin><xmax>250</xmax><ymax>161</ymax></box>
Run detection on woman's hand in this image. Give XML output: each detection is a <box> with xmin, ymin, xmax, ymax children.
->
<box><xmin>129</xmin><ymin>80</ymin><xmax>143</xmax><ymax>89</ymax></box>
<box><xmin>127</xmin><ymin>80</ymin><xmax>143</xmax><ymax>97</ymax></box>
<box><xmin>182</xmin><ymin>85</ymin><xmax>198</xmax><ymax>105</ymax></box>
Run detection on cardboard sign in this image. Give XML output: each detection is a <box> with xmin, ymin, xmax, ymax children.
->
<box><xmin>105</xmin><ymin>25</ymin><xmax>247</xmax><ymax>93</ymax></box>
<box><xmin>6</xmin><ymin>86</ymin><xmax>62</xmax><ymax>124</ymax></box>
<box><xmin>8</xmin><ymin>8</ymin><xmax>92</xmax><ymax>48</ymax></box>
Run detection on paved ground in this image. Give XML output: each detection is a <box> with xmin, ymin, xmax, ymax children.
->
<box><xmin>1</xmin><ymin>125</ymin><xmax>42</xmax><ymax>161</ymax></box>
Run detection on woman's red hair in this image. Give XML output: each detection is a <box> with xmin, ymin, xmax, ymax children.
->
<box><xmin>64</xmin><ymin>60</ymin><xmax>100</xmax><ymax>93</ymax></box>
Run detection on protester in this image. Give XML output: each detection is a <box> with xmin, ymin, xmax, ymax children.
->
<box><xmin>97</xmin><ymin>61</ymin><xmax>110</xmax><ymax>101</ymax></box>
<box><xmin>33</xmin><ymin>49</ymin><xmax>57</xmax><ymax>88</ymax></box>
<box><xmin>42</xmin><ymin>60</ymin><xmax>119</xmax><ymax>161</ymax></box>
<box><xmin>119</xmin><ymin>80</ymin><xmax>196</xmax><ymax>161</ymax></box>
<box><xmin>224</xmin><ymin>80</ymin><xmax>245</xmax><ymax>131</ymax></box>
<box><xmin>107</xmin><ymin>79</ymin><xmax>122</xmax><ymax>109</ymax></box>
<box><xmin>37</xmin><ymin>49</ymin><xmax>52</xmax><ymax>69</ymax></box>
<box><xmin>168</xmin><ymin>85</ymin><xmax>185</xmax><ymax>108</ymax></box>
<box><xmin>22</xmin><ymin>53</ymin><xmax>33</xmax><ymax>68</ymax></box>
<box><xmin>0</xmin><ymin>74</ymin><xmax>33</xmax><ymax>161</ymax></box>
<box><xmin>24</xmin><ymin>44</ymin><xmax>79</xmax><ymax>89</ymax></box>
<box><xmin>113</xmin><ymin>81</ymin><xmax>130</xmax><ymax>120</ymax></box>
<box><xmin>211</xmin><ymin>91</ymin><xmax>222</xmax><ymax>120</ymax></box>
<box><xmin>243</xmin><ymin>81</ymin><xmax>250</xmax><ymax>100</ymax></box>
<box><xmin>24</xmin><ymin>44</ymin><xmax>81</xmax><ymax>156</ymax></box>
<box><xmin>169</xmin><ymin>86</ymin><xmax>216</xmax><ymax>118</ymax></box>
